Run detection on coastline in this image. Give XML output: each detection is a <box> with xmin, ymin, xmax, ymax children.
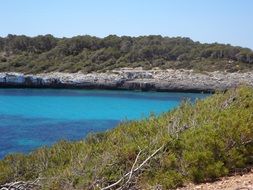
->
<box><xmin>0</xmin><ymin>68</ymin><xmax>253</xmax><ymax>93</ymax></box>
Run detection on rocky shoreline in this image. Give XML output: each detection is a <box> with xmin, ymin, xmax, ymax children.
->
<box><xmin>0</xmin><ymin>68</ymin><xmax>253</xmax><ymax>92</ymax></box>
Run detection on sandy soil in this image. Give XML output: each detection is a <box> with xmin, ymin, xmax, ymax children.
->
<box><xmin>177</xmin><ymin>169</ymin><xmax>253</xmax><ymax>190</ymax></box>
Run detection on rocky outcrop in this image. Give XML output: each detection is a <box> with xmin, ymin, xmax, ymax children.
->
<box><xmin>0</xmin><ymin>68</ymin><xmax>253</xmax><ymax>92</ymax></box>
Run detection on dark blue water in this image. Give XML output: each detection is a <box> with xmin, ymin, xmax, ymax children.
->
<box><xmin>0</xmin><ymin>89</ymin><xmax>208</xmax><ymax>158</ymax></box>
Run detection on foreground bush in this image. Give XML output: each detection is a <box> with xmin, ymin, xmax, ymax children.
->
<box><xmin>0</xmin><ymin>86</ymin><xmax>252</xmax><ymax>189</ymax></box>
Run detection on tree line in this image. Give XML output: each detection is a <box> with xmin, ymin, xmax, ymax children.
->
<box><xmin>0</xmin><ymin>34</ymin><xmax>252</xmax><ymax>73</ymax></box>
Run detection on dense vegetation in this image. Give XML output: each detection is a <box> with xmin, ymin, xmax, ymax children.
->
<box><xmin>0</xmin><ymin>34</ymin><xmax>253</xmax><ymax>73</ymax></box>
<box><xmin>0</xmin><ymin>86</ymin><xmax>252</xmax><ymax>189</ymax></box>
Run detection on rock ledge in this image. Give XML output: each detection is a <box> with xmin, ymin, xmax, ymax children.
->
<box><xmin>0</xmin><ymin>68</ymin><xmax>253</xmax><ymax>92</ymax></box>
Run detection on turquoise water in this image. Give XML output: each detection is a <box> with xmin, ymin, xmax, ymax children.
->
<box><xmin>0</xmin><ymin>88</ymin><xmax>208</xmax><ymax>158</ymax></box>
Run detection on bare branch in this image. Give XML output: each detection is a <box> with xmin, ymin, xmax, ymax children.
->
<box><xmin>101</xmin><ymin>145</ymin><xmax>164</xmax><ymax>190</ymax></box>
<box><xmin>0</xmin><ymin>178</ymin><xmax>41</xmax><ymax>190</ymax></box>
<box><xmin>126</xmin><ymin>149</ymin><xmax>142</xmax><ymax>185</ymax></box>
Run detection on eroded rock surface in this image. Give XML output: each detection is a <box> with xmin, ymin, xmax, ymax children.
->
<box><xmin>0</xmin><ymin>68</ymin><xmax>253</xmax><ymax>92</ymax></box>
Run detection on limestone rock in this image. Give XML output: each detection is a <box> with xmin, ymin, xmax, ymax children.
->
<box><xmin>0</xmin><ymin>68</ymin><xmax>252</xmax><ymax>92</ymax></box>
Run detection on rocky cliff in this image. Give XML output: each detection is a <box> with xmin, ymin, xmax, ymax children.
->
<box><xmin>0</xmin><ymin>68</ymin><xmax>253</xmax><ymax>92</ymax></box>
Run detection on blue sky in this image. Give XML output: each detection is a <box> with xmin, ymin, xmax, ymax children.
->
<box><xmin>1</xmin><ymin>0</ymin><xmax>253</xmax><ymax>49</ymax></box>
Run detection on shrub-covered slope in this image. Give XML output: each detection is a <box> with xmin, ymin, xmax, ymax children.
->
<box><xmin>0</xmin><ymin>35</ymin><xmax>253</xmax><ymax>73</ymax></box>
<box><xmin>0</xmin><ymin>86</ymin><xmax>252</xmax><ymax>189</ymax></box>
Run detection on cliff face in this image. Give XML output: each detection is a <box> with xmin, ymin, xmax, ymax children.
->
<box><xmin>0</xmin><ymin>68</ymin><xmax>253</xmax><ymax>92</ymax></box>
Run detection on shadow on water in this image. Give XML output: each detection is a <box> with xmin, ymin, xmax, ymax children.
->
<box><xmin>0</xmin><ymin>115</ymin><xmax>119</xmax><ymax>159</ymax></box>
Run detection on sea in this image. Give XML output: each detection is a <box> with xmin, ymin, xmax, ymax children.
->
<box><xmin>0</xmin><ymin>88</ymin><xmax>208</xmax><ymax>159</ymax></box>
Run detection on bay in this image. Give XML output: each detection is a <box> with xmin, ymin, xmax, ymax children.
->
<box><xmin>0</xmin><ymin>88</ymin><xmax>208</xmax><ymax>158</ymax></box>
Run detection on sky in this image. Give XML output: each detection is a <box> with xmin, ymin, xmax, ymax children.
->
<box><xmin>0</xmin><ymin>0</ymin><xmax>253</xmax><ymax>49</ymax></box>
